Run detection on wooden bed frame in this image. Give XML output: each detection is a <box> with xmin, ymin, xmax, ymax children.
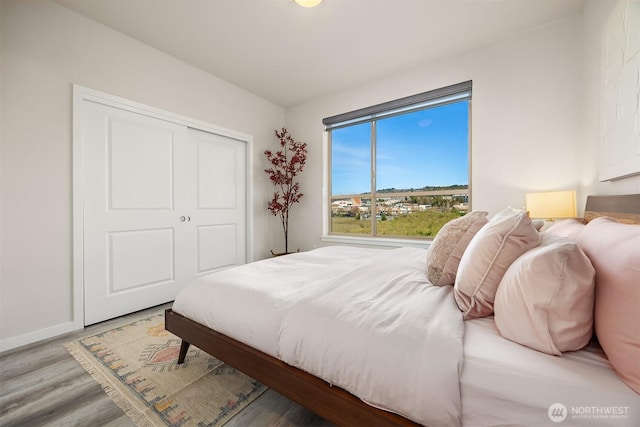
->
<box><xmin>583</xmin><ymin>193</ymin><xmax>640</xmax><ymax>224</ymax></box>
<box><xmin>165</xmin><ymin>194</ymin><xmax>640</xmax><ymax>427</ymax></box>
<box><xmin>165</xmin><ymin>309</ymin><xmax>419</xmax><ymax>426</ymax></box>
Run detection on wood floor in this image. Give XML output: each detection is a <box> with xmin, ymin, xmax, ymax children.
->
<box><xmin>0</xmin><ymin>304</ymin><xmax>334</xmax><ymax>427</ymax></box>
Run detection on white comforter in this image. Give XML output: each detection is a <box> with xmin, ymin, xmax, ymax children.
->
<box><xmin>172</xmin><ymin>246</ymin><xmax>464</xmax><ymax>426</ymax></box>
<box><xmin>279</xmin><ymin>247</ymin><xmax>464</xmax><ymax>426</ymax></box>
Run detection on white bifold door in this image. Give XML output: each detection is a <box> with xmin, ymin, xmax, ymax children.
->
<box><xmin>80</xmin><ymin>100</ymin><xmax>246</xmax><ymax>325</ymax></box>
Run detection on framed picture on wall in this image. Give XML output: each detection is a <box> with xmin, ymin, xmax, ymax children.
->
<box><xmin>599</xmin><ymin>0</ymin><xmax>639</xmax><ymax>181</ymax></box>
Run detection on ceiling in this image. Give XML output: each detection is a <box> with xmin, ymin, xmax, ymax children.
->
<box><xmin>53</xmin><ymin>0</ymin><xmax>587</xmax><ymax>108</ymax></box>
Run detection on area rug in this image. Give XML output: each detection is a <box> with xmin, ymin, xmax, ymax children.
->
<box><xmin>65</xmin><ymin>313</ymin><xmax>267</xmax><ymax>427</ymax></box>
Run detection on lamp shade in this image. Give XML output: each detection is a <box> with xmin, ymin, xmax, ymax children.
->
<box><xmin>526</xmin><ymin>190</ymin><xmax>577</xmax><ymax>220</ymax></box>
<box><xmin>294</xmin><ymin>0</ymin><xmax>323</xmax><ymax>7</ymax></box>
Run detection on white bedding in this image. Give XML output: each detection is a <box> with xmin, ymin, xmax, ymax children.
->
<box><xmin>279</xmin><ymin>247</ymin><xmax>464</xmax><ymax>426</ymax></box>
<box><xmin>173</xmin><ymin>245</ymin><xmax>639</xmax><ymax>427</ymax></box>
<box><xmin>172</xmin><ymin>246</ymin><xmax>384</xmax><ymax>357</ymax></box>
<box><xmin>173</xmin><ymin>246</ymin><xmax>465</xmax><ymax>426</ymax></box>
<box><xmin>461</xmin><ymin>317</ymin><xmax>640</xmax><ymax>426</ymax></box>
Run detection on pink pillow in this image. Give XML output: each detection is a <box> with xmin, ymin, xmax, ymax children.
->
<box><xmin>426</xmin><ymin>211</ymin><xmax>489</xmax><ymax>286</ymax></box>
<box><xmin>546</xmin><ymin>218</ymin><xmax>586</xmax><ymax>240</ymax></box>
<box><xmin>494</xmin><ymin>233</ymin><xmax>595</xmax><ymax>355</ymax></box>
<box><xmin>454</xmin><ymin>208</ymin><xmax>540</xmax><ymax>319</ymax></box>
<box><xmin>578</xmin><ymin>217</ymin><xmax>640</xmax><ymax>394</ymax></box>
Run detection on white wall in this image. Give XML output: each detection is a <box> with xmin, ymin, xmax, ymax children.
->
<box><xmin>285</xmin><ymin>14</ymin><xmax>587</xmax><ymax>251</ymax></box>
<box><xmin>0</xmin><ymin>0</ymin><xmax>284</xmax><ymax>348</ymax></box>
<box><xmin>284</xmin><ymin>0</ymin><xmax>640</xmax><ymax>252</ymax></box>
<box><xmin>581</xmin><ymin>0</ymin><xmax>640</xmax><ymax>203</ymax></box>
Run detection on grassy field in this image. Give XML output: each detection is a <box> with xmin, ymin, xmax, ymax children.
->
<box><xmin>331</xmin><ymin>210</ymin><xmax>463</xmax><ymax>237</ymax></box>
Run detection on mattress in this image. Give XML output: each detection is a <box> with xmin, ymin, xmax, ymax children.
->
<box><xmin>461</xmin><ymin>317</ymin><xmax>640</xmax><ymax>427</ymax></box>
<box><xmin>173</xmin><ymin>245</ymin><xmax>465</xmax><ymax>426</ymax></box>
<box><xmin>172</xmin><ymin>245</ymin><xmax>384</xmax><ymax>357</ymax></box>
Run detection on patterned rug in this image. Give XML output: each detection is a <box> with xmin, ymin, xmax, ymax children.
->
<box><xmin>65</xmin><ymin>313</ymin><xmax>267</xmax><ymax>426</ymax></box>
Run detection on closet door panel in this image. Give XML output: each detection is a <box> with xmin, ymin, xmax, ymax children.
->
<box><xmin>197</xmin><ymin>141</ymin><xmax>238</xmax><ymax>209</ymax></box>
<box><xmin>109</xmin><ymin>119</ymin><xmax>174</xmax><ymax>209</ymax></box>
<box><xmin>82</xmin><ymin>101</ymin><xmax>188</xmax><ymax>325</ymax></box>
<box><xmin>197</xmin><ymin>224</ymin><xmax>237</xmax><ymax>273</ymax></box>
<box><xmin>187</xmin><ymin>128</ymin><xmax>247</xmax><ymax>273</ymax></box>
<box><xmin>109</xmin><ymin>228</ymin><xmax>175</xmax><ymax>291</ymax></box>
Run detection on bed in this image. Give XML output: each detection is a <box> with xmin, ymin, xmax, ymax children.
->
<box><xmin>165</xmin><ymin>194</ymin><xmax>640</xmax><ymax>426</ymax></box>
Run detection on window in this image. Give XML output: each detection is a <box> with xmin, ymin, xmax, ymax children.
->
<box><xmin>325</xmin><ymin>81</ymin><xmax>471</xmax><ymax>239</ymax></box>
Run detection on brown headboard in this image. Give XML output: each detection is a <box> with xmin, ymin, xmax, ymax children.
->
<box><xmin>584</xmin><ymin>194</ymin><xmax>640</xmax><ymax>224</ymax></box>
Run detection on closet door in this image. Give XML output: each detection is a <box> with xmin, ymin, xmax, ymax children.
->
<box><xmin>81</xmin><ymin>101</ymin><xmax>247</xmax><ymax>325</ymax></box>
<box><xmin>185</xmin><ymin>128</ymin><xmax>246</xmax><ymax>277</ymax></box>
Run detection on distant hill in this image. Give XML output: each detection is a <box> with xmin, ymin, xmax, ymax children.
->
<box><xmin>375</xmin><ymin>184</ymin><xmax>468</xmax><ymax>194</ymax></box>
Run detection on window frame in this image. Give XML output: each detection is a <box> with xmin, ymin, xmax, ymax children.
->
<box><xmin>322</xmin><ymin>81</ymin><xmax>472</xmax><ymax>246</ymax></box>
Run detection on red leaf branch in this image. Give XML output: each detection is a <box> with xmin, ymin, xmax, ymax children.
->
<box><xmin>265</xmin><ymin>128</ymin><xmax>307</xmax><ymax>253</ymax></box>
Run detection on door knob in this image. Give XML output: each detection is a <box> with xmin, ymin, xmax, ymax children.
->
<box><xmin>180</xmin><ymin>216</ymin><xmax>186</xmax><ymax>222</ymax></box>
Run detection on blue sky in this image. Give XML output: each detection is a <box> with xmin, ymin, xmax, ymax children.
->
<box><xmin>331</xmin><ymin>100</ymin><xmax>469</xmax><ymax>196</ymax></box>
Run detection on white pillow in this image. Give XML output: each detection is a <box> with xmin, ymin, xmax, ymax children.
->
<box><xmin>494</xmin><ymin>233</ymin><xmax>595</xmax><ymax>355</ymax></box>
<box><xmin>454</xmin><ymin>208</ymin><xmax>540</xmax><ymax>319</ymax></box>
<box><xmin>531</xmin><ymin>219</ymin><xmax>545</xmax><ymax>231</ymax></box>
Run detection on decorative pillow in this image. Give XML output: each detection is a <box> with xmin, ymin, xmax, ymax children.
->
<box><xmin>454</xmin><ymin>208</ymin><xmax>540</xmax><ymax>319</ymax></box>
<box><xmin>494</xmin><ymin>233</ymin><xmax>595</xmax><ymax>356</ymax></box>
<box><xmin>545</xmin><ymin>218</ymin><xmax>586</xmax><ymax>240</ymax></box>
<box><xmin>577</xmin><ymin>217</ymin><xmax>640</xmax><ymax>394</ymax></box>
<box><xmin>426</xmin><ymin>211</ymin><xmax>489</xmax><ymax>286</ymax></box>
<box><xmin>531</xmin><ymin>219</ymin><xmax>545</xmax><ymax>231</ymax></box>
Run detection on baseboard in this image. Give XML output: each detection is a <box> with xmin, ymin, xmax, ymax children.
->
<box><xmin>0</xmin><ymin>321</ymin><xmax>76</xmax><ymax>353</ymax></box>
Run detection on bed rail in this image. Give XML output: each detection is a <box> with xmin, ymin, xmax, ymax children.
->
<box><xmin>165</xmin><ymin>308</ymin><xmax>422</xmax><ymax>427</ymax></box>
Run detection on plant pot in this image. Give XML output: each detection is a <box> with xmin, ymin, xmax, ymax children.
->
<box><xmin>270</xmin><ymin>249</ymin><xmax>300</xmax><ymax>257</ymax></box>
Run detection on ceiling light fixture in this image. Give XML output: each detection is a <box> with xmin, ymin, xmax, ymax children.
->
<box><xmin>294</xmin><ymin>0</ymin><xmax>323</xmax><ymax>7</ymax></box>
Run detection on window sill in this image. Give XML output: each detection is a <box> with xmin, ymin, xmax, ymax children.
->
<box><xmin>320</xmin><ymin>234</ymin><xmax>432</xmax><ymax>250</ymax></box>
